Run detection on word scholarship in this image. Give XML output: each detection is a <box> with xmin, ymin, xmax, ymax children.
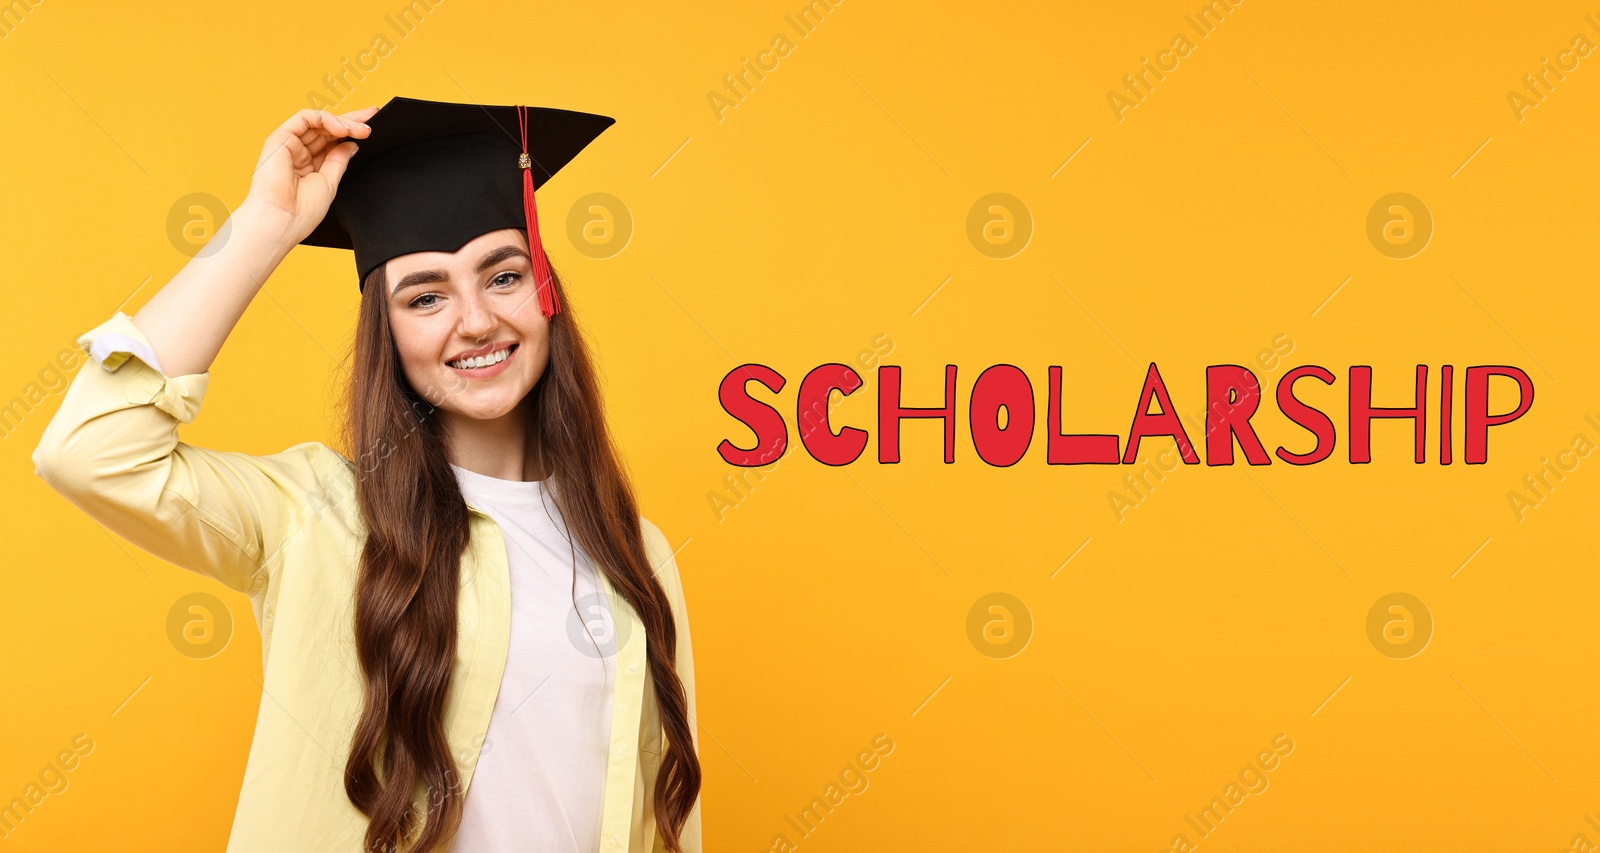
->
<box><xmin>716</xmin><ymin>363</ymin><xmax>1534</xmax><ymax>467</ymax></box>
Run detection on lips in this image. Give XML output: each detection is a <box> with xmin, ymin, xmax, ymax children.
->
<box><xmin>446</xmin><ymin>342</ymin><xmax>517</xmax><ymax>369</ymax></box>
<box><xmin>447</xmin><ymin>343</ymin><xmax>518</xmax><ymax>373</ymax></box>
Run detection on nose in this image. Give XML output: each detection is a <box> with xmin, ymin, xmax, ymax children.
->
<box><xmin>456</xmin><ymin>285</ymin><xmax>499</xmax><ymax>341</ymax></box>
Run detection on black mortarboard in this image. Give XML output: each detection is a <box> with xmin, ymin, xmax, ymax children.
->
<box><xmin>300</xmin><ymin>95</ymin><xmax>615</xmax><ymax>317</ymax></box>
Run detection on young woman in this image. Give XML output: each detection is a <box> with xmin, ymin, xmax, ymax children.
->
<box><xmin>31</xmin><ymin>101</ymin><xmax>701</xmax><ymax>853</ymax></box>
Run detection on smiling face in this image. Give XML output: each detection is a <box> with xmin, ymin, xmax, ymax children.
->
<box><xmin>384</xmin><ymin>228</ymin><xmax>552</xmax><ymax>426</ymax></box>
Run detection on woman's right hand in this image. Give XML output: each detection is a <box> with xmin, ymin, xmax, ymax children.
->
<box><xmin>240</xmin><ymin>107</ymin><xmax>378</xmax><ymax>246</ymax></box>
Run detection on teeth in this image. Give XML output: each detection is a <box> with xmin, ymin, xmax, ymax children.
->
<box><xmin>450</xmin><ymin>347</ymin><xmax>510</xmax><ymax>369</ymax></box>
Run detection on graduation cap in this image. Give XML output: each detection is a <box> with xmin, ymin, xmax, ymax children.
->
<box><xmin>301</xmin><ymin>96</ymin><xmax>615</xmax><ymax>317</ymax></box>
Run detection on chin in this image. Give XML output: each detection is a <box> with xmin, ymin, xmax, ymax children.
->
<box><xmin>446</xmin><ymin>393</ymin><xmax>527</xmax><ymax>422</ymax></box>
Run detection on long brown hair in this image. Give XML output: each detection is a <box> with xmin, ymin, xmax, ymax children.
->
<box><xmin>333</xmin><ymin>251</ymin><xmax>700</xmax><ymax>852</ymax></box>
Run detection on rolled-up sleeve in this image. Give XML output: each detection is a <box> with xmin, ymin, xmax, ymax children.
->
<box><xmin>31</xmin><ymin>311</ymin><xmax>307</xmax><ymax>595</ymax></box>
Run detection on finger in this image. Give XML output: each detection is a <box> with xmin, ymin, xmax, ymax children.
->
<box><xmin>300</xmin><ymin>111</ymin><xmax>344</xmax><ymax>147</ymax></box>
<box><xmin>274</xmin><ymin>108</ymin><xmax>329</xmax><ymax>141</ymax></box>
<box><xmin>286</xmin><ymin>109</ymin><xmax>358</xmax><ymax>143</ymax></box>
<box><xmin>305</xmin><ymin>133</ymin><xmax>342</xmax><ymax>173</ymax></box>
<box><xmin>297</xmin><ymin>123</ymin><xmax>323</xmax><ymax>145</ymax></box>
<box><xmin>306</xmin><ymin>111</ymin><xmax>370</xmax><ymax>149</ymax></box>
<box><xmin>301</xmin><ymin>124</ymin><xmax>350</xmax><ymax>158</ymax></box>
<box><xmin>317</xmin><ymin>109</ymin><xmax>372</xmax><ymax>139</ymax></box>
<box><xmin>338</xmin><ymin>105</ymin><xmax>380</xmax><ymax>124</ymax></box>
<box><xmin>297</xmin><ymin>132</ymin><xmax>328</xmax><ymax>171</ymax></box>
<box><xmin>285</xmin><ymin>133</ymin><xmax>321</xmax><ymax>175</ymax></box>
<box><xmin>317</xmin><ymin>140</ymin><xmax>360</xmax><ymax>187</ymax></box>
<box><xmin>314</xmin><ymin>121</ymin><xmax>369</xmax><ymax>143</ymax></box>
<box><xmin>262</xmin><ymin>108</ymin><xmax>367</xmax><ymax>178</ymax></box>
<box><xmin>259</xmin><ymin>129</ymin><xmax>305</xmax><ymax>164</ymax></box>
<box><xmin>291</xmin><ymin>120</ymin><xmax>357</xmax><ymax>164</ymax></box>
<box><xmin>264</xmin><ymin>109</ymin><xmax>342</xmax><ymax>155</ymax></box>
<box><xmin>257</xmin><ymin>134</ymin><xmax>312</xmax><ymax>180</ymax></box>
<box><xmin>333</xmin><ymin>109</ymin><xmax>373</xmax><ymax>139</ymax></box>
<box><xmin>300</xmin><ymin>128</ymin><xmax>337</xmax><ymax>160</ymax></box>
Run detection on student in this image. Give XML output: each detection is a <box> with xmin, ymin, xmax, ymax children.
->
<box><xmin>31</xmin><ymin>98</ymin><xmax>701</xmax><ymax>853</ymax></box>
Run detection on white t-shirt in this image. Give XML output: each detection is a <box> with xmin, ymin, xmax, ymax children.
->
<box><xmin>446</xmin><ymin>463</ymin><xmax>617</xmax><ymax>853</ymax></box>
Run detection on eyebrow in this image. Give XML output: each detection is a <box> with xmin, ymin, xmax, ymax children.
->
<box><xmin>391</xmin><ymin>245</ymin><xmax>531</xmax><ymax>296</ymax></box>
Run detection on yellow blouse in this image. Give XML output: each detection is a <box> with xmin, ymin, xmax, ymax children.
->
<box><xmin>30</xmin><ymin>311</ymin><xmax>701</xmax><ymax>853</ymax></box>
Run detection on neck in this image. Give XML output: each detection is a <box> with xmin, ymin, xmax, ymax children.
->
<box><xmin>440</xmin><ymin>401</ymin><xmax>547</xmax><ymax>481</ymax></box>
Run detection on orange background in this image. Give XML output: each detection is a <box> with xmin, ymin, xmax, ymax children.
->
<box><xmin>3</xmin><ymin>1</ymin><xmax>1599</xmax><ymax>850</ymax></box>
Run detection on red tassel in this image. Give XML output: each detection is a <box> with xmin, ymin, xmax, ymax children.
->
<box><xmin>517</xmin><ymin>106</ymin><xmax>560</xmax><ymax>319</ymax></box>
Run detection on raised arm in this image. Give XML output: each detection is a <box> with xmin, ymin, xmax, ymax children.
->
<box><xmin>135</xmin><ymin>107</ymin><xmax>376</xmax><ymax>375</ymax></box>
<box><xmin>31</xmin><ymin>107</ymin><xmax>376</xmax><ymax>594</ymax></box>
